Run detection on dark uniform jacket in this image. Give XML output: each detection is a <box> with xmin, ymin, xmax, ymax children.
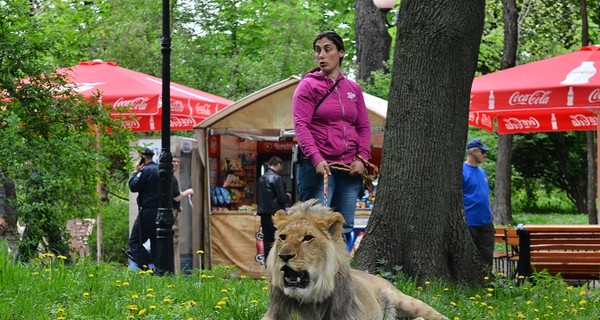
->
<box><xmin>129</xmin><ymin>161</ymin><xmax>159</xmax><ymax>208</ymax></box>
<box><xmin>257</xmin><ymin>168</ymin><xmax>287</xmax><ymax>216</ymax></box>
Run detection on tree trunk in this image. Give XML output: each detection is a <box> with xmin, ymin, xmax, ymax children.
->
<box><xmin>579</xmin><ymin>0</ymin><xmax>598</xmax><ymax>224</ymax></box>
<box><xmin>355</xmin><ymin>0</ymin><xmax>392</xmax><ymax>82</ymax></box>
<box><xmin>493</xmin><ymin>0</ymin><xmax>518</xmax><ymax>225</ymax></box>
<box><xmin>353</xmin><ymin>0</ymin><xmax>486</xmax><ymax>283</ymax></box>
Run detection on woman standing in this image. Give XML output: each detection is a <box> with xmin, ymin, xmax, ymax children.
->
<box><xmin>292</xmin><ymin>30</ymin><xmax>371</xmax><ymax>243</ymax></box>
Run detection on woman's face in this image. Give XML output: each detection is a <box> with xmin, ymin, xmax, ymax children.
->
<box><xmin>314</xmin><ymin>37</ymin><xmax>344</xmax><ymax>75</ymax></box>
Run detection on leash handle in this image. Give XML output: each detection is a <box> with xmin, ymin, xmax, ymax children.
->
<box><xmin>323</xmin><ymin>171</ymin><xmax>329</xmax><ymax>204</ymax></box>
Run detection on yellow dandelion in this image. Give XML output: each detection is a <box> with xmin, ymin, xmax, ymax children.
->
<box><xmin>262</xmin><ymin>286</ymin><xmax>268</xmax><ymax>291</ymax></box>
<box><xmin>45</xmin><ymin>268</ymin><xmax>51</xmax><ymax>273</ymax></box>
<box><xmin>425</xmin><ymin>281</ymin><xmax>431</xmax><ymax>285</ymax></box>
<box><xmin>167</xmin><ymin>284</ymin><xmax>175</xmax><ymax>288</ymax></box>
<box><xmin>123</xmin><ymin>282</ymin><xmax>130</xmax><ymax>286</ymax></box>
<box><xmin>469</xmin><ymin>296</ymin><xmax>475</xmax><ymax>300</ymax></box>
<box><xmin>579</xmin><ymin>300</ymin><xmax>587</xmax><ymax>305</ymax></box>
<box><xmin>450</xmin><ymin>301</ymin><xmax>457</xmax><ymax>307</ymax></box>
<box><xmin>497</xmin><ymin>272</ymin><xmax>504</xmax><ymax>277</ymax></box>
<box><xmin>163</xmin><ymin>298</ymin><xmax>172</xmax><ymax>303</ymax></box>
<box><xmin>132</xmin><ymin>294</ymin><xmax>139</xmax><ymax>299</ymax></box>
<box><xmin>57</xmin><ymin>308</ymin><xmax>65</xmax><ymax>313</ymax></box>
<box><xmin>57</xmin><ymin>316</ymin><xmax>65</xmax><ymax>320</ymax></box>
<box><xmin>57</xmin><ymin>255</ymin><xmax>68</xmax><ymax>260</ymax></box>
<box><xmin>214</xmin><ymin>305</ymin><xmax>222</xmax><ymax>310</ymax></box>
<box><xmin>217</xmin><ymin>300</ymin><xmax>226</xmax><ymax>306</ymax></box>
<box><xmin>116</xmin><ymin>280</ymin><xmax>122</xmax><ymax>284</ymax></box>
<box><xmin>518</xmin><ymin>275</ymin><xmax>525</xmax><ymax>279</ymax></box>
<box><xmin>517</xmin><ymin>312</ymin><xmax>526</xmax><ymax>319</ymax></box>
<box><xmin>261</xmin><ymin>275</ymin><xmax>267</xmax><ymax>280</ymax></box>
<box><xmin>443</xmin><ymin>288</ymin><xmax>449</xmax><ymax>292</ymax></box>
<box><xmin>128</xmin><ymin>316</ymin><xmax>134</xmax><ymax>319</ymax></box>
<box><xmin>197</xmin><ymin>250</ymin><xmax>204</xmax><ymax>254</ymax></box>
<box><xmin>149</xmin><ymin>305</ymin><xmax>157</xmax><ymax>310</ymax></box>
<box><xmin>453</xmin><ymin>317</ymin><xmax>460</xmax><ymax>320</ymax></box>
<box><xmin>533</xmin><ymin>308</ymin><xmax>539</xmax><ymax>313</ymax></box>
<box><xmin>416</xmin><ymin>286</ymin><xmax>423</xmax><ymax>291</ymax></box>
<box><xmin>32</xmin><ymin>271</ymin><xmax>39</xmax><ymax>276</ymax></box>
<box><xmin>138</xmin><ymin>309</ymin><xmax>146</xmax><ymax>315</ymax></box>
<box><xmin>484</xmin><ymin>276</ymin><xmax>489</xmax><ymax>280</ymax></box>
<box><xmin>83</xmin><ymin>292</ymin><xmax>90</xmax><ymax>297</ymax></box>
<box><xmin>579</xmin><ymin>291</ymin><xmax>587</xmax><ymax>296</ymax></box>
<box><xmin>487</xmin><ymin>288</ymin><xmax>494</xmax><ymax>292</ymax></box>
<box><xmin>241</xmin><ymin>275</ymin><xmax>247</xmax><ymax>279</ymax></box>
<box><xmin>220</xmin><ymin>288</ymin><xmax>228</xmax><ymax>293</ymax></box>
<box><xmin>201</xmin><ymin>274</ymin><xmax>209</xmax><ymax>279</ymax></box>
<box><xmin>251</xmin><ymin>300</ymin><xmax>259</xmax><ymax>304</ymax></box>
<box><xmin>88</xmin><ymin>274</ymin><xmax>94</xmax><ymax>278</ymax></box>
<box><xmin>486</xmin><ymin>293</ymin><xmax>492</xmax><ymax>297</ymax></box>
<box><xmin>146</xmin><ymin>293</ymin><xmax>155</xmax><ymax>298</ymax></box>
<box><xmin>546</xmin><ymin>305</ymin><xmax>553</xmax><ymax>309</ymax></box>
<box><xmin>562</xmin><ymin>298</ymin><xmax>568</xmax><ymax>302</ymax></box>
<box><xmin>526</xmin><ymin>300</ymin><xmax>532</xmax><ymax>305</ymax></box>
<box><xmin>147</xmin><ymin>288</ymin><xmax>154</xmax><ymax>292</ymax></box>
<box><xmin>487</xmin><ymin>306</ymin><xmax>493</xmax><ymax>310</ymax></box>
<box><xmin>127</xmin><ymin>304</ymin><xmax>139</xmax><ymax>311</ymax></box>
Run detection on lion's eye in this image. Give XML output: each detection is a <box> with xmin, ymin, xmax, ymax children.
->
<box><xmin>279</xmin><ymin>234</ymin><xmax>287</xmax><ymax>241</ymax></box>
<box><xmin>302</xmin><ymin>235</ymin><xmax>314</xmax><ymax>242</ymax></box>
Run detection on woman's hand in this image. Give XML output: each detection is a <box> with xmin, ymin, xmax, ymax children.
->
<box><xmin>315</xmin><ymin>160</ymin><xmax>330</xmax><ymax>176</ymax></box>
<box><xmin>349</xmin><ymin>160</ymin><xmax>365</xmax><ymax>175</ymax></box>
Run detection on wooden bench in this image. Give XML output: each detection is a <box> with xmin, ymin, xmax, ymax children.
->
<box><xmin>516</xmin><ymin>224</ymin><xmax>600</xmax><ymax>282</ymax></box>
<box><xmin>493</xmin><ymin>227</ymin><xmax>519</xmax><ymax>275</ymax></box>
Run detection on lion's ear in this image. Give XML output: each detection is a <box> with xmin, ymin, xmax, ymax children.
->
<box><xmin>272</xmin><ymin>209</ymin><xmax>288</xmax><ymax>228</ymax></box>
<box><xmin>324</xmin><ymin>212</ymin><xmax>345</xmax><ymax>239</ymax></box>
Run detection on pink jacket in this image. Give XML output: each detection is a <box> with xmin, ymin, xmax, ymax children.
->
<box><xmin>293</xmin><ymin>71</ymin><xmax>371</xmax><ymax>166</ymax></box>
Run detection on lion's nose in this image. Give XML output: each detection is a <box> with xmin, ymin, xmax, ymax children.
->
<box><xmin>279</xmin><ymin>253</ymin><xmax>295</xmax><ymax>263</ymax></box>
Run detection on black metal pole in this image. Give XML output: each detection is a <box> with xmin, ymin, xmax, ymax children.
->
<box><xmin>154</xmin><ymin>0</ymin><xmax>174</xmax><ymax>275</ymax></box>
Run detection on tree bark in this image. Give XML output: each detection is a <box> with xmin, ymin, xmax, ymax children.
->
<box><xmin>353</xmin><ymin>0</ymin><xmax>486</xmax><ymax>283</ymax></box>
<box><xmin>579</xmin><ymin>0</ymin><xmax>598</xmax><ymax>224</ymax></box>
<box><xmin>355</xmin><ymin>0</ymin><xmax>392</xmax><ymax>82</ymax></box>
<box><xmin>493</xmin><ymin>0</ymin><xmax>518</xmax><ymax>225</ymax></box>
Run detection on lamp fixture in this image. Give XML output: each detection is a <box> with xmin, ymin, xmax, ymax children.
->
<box><xmin>373</xmin><ymin>0</ymin><xmax>399</xmax><ymax>28</ymax></box>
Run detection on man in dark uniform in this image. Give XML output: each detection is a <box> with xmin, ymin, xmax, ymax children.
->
<box><xmin>124</xmin><ymin>147</ymin><xmax>159</xmax><ymax>270</ymax></box>
<box><xmin>257</xmin><ymin>156</ymin><xmax>290</xmax><ymax>260</ymax></box>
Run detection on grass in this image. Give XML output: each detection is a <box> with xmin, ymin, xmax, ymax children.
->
<box><xmin>1</xmin><ymin>244</ymin><xmax>599</xmax><ymax>319</ymax></box>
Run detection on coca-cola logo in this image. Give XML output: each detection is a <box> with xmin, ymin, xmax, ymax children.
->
<box><xmin>170</xmin><ymin>99</ymin><xmax>185</xmax><ymax>112</ymax></box>
<box><xmin>120</xmin><ymin>118</ymin><xmax>141</xmax><ymax>129</ymax></box>
<box><xmin>481</xmin><ymin>114</ymin><xmax>493</xmax><ymax>128</ymax></box>
<box><xmin>195</xmin><ymin>104</ymin><xmax>212</xmax><ymax>116</ymax></box>
<box><xmin>508</xmin><ymin>90</ymin><xmax>551</xmax><ymax>106</ymax></box>
<box><xmin>503</xmin><ymin>117</ymin><xmax>540</xmax><ymax>130</ymax></box>
<box><xmin>170</xmin><ymin>116</ymin><xmax>196</xmax><ymax>127</ymax></box>
<box><xmin>570</xmin><ymin>114</ymin><xmax>598</xmax><ymax>127</ymax></box>
<box><xmin>113</xmin><ymin>97</ymin><xmax>150</xmax><ymax>111</ymax></box>
<box><xmin>588</xmin><ymin>89</ymin><xmax>600</xmax><ymax>103</ymax></box>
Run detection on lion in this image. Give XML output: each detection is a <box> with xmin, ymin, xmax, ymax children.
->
<box><xmin>262</xmin><ymin>200</ymin><xmax>449</xmax><ymax>320</ymax></box>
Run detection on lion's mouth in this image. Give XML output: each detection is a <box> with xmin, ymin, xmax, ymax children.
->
<box><xmin>281</xmin><ymin>265</ymin><xmax>309</xmax><ymax>288</ymax></box>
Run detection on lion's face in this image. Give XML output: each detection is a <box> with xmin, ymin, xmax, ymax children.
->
<box><xmin>265</xmin><ymin>200</ymin><xmax>347</xmax><ymax>303</ymax></box>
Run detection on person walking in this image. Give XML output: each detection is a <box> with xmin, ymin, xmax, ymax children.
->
<box><xmin>463</xmin><ymin>138</ymin><xmax>495</xmax><ymax>270</ymax></box>
<box><xmin>124</xmin><ymin>147</ymin><xmax>159</xmax><ymax>271</ymax></box>
<box><xmin>292</xmin><ymin>30</ymin><xmax>371</xmax><ymax>243</ymax></box>
<box><xmin>171</xmin><ymin>154</ymin><xmax>193</xmax><ymax>272</ymax></box>
<box><xmin>257</xmin><ymin>156</ymin><xmax>289</xmax><ymax>259</ymax></box>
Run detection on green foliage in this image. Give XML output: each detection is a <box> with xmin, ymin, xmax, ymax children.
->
<box><xmin>1</xmin><ymin>0</ymin><xmax>132</xmax><ymax>254</ymax></box>
<box><xmin>88</xmin><ymin>200</ymin><xmax>130</xmax><ymax>264</ymax></box>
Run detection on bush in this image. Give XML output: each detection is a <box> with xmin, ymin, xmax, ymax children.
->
<box><xmin>88</xmin><ymin>199</ymin><xmax>129</xmax><ymax>264</ymax></box>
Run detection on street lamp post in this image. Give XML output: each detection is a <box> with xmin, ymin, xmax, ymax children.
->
<box><xmin>154</xmin><ymin>0</ymin><xmax>174</xmax><ymax>275</ymax></box>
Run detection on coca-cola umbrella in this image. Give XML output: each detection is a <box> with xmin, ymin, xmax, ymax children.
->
<box><xmin>57</xmin><ymin>60</ymin><xmax>233</xmax><ymax>131</ymax></box>
<box><xmin>468</xmin><ymin>45</ymin><xmax>600</xmax><ymax>203</ymax></box>
<box><xmin>469</xmin><ymin>45</ymin><xmax>600</xmax><ymax>133</ymax></box>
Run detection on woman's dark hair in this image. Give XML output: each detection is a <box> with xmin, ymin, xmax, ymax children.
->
<box><xmin>305</xmin><ymin>30</ymin><xmax>345</xmax><ymax>75</ymax></box>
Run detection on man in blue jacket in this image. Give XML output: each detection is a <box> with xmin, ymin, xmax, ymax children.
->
<box><xmin>124</xmin><ymin>147</ymin><xmax>159</xmax><ymax>271</ymax></box>
<box><xmin>463</xmin><ymin>139</ymin><xmax>494</xmax><ymax>271</ymax></box>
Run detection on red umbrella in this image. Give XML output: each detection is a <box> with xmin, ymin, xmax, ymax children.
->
<box><xmin>469</xmin><ymin>45</ymin><xmax>600</xmax><ymax>134</ymax></box>
<box><xmin>57</xmin><ymin>60</ymin><xmax>233</xmax><ymax>131</ymax></box>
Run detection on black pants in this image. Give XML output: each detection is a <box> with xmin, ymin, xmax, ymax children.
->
<box><xmin>260</xmin><ymin>214</ymin><xmax>276</xmax><ymax>260</ymax></box>
<box><xmin>127</xmin><ymin>207</ymin><xmax>158</xmax><ymax>267</ymax></box>
<box><xmin>468</xmin><ymin>222</ymin><xmax>495</xmax><ymax>269</ymax></box>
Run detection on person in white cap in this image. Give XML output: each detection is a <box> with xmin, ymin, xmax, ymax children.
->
<box><xmin>463</xmin><ymin>138</ymin><xmax>494</xmax><ymax>271</ymax></box>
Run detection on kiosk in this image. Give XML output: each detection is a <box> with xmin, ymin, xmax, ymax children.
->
<box><xmin>194</xmin><ymin>76</ymin><xmax>387</xmax><ymax>277</ymax></box>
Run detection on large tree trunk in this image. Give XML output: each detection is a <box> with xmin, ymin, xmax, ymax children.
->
<box><xmin>353</xmin><ymin>0</ymin><xmax>486</xmax><ymax>283</ymax></box>
<box><xmin>493</xmin><ymin>0</ymin><xmax>518</xmax><ymax>225</ymax></box>
<box><xmin>355</xmin><ymin>0</ymin><xmax>392</xmax><ymax>82</ymax></box>
<box><xmin>579</xmin><ymin>0</ymin><xmax>598</xmax><ymax>224</ymax></box>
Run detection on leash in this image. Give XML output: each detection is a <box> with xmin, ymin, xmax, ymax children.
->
<box><xmin>322</xmin><ymin>155</ymin><xmax>380</xmax><ymax>198</ymax></box>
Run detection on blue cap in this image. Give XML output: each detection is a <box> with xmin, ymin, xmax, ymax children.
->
<box><xmin>141</xmin><ymin>147</ymin><xmax>154</xmax><ymax>156</ymax></box>
<box><xmin>466</xmin><ymin>139</ymin><xmax>489</xmax><ymax>151</ymax></box>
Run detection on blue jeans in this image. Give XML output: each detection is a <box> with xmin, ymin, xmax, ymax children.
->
<box><xmin>297</xmin><ymin>160</ymin><xmax>363</xmax><ymax>236</ymax></box>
